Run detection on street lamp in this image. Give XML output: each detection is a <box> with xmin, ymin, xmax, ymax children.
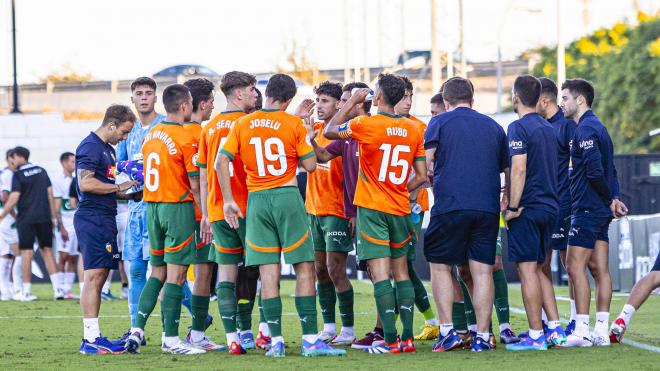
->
<box><xmin>11</xmin><ymin>0</ymin><xmax>21</xmax><ymax>114</ymax></box>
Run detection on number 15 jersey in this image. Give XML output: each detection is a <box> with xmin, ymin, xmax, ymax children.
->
<box><xmin>220</xmin><ymin>109</ymin><xmax>314</xmax><ymax>192</ymax></box>
<box><xmin>141</xmin><ymin>121</ymin><xmax>199</xmax><ymax>203</ymax></box>
<box><xmin>338</xmin><ymin>113</ymin><xmax>425</xmax><ymax>216</ymax></box>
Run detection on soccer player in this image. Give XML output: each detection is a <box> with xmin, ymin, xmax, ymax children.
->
<box><xmin>610</xmin><ymin>252</ymin><xmax>660</xmax><ymax>343</ymax></box>
<box><xmin>200</xmin><ymin>71</ymin><xmax>257</xmax><ymax>354</ymax></box>
<box><xmin>423</xmin><ymin>77</ymin><xmax>508</xmax><ymax>352</ymax></box>
<box><xmin>504</xmin><ymin>75</ymin><xmax>563</xmax><ymax>351</ymax></box>
<box><xmin>395</xmin><ymin>76</ymin><xmax>440</xmax><ymax>341</ymax></box>
<box><xmin>53</xmin><ymin>152</ymin><xmax>79</xmax><ymax>300</ymax></box>
<box><xmin>0</xmin><ymin>150</ymin><xmax>19</xmax><ymax>301</ymax></box>
<box><xmin>0</xmin><ymin>146</ymin><xmax>60</xmax><ymax>301</ymax></box>
<box><xmin>219</xmin><ymin>73</ymin><xmax>345</xmax><ymax>357</ymax></box>
<box><xmin>325</xmin><ymin>73</ymin><xmax>427</xmax><ymax>354</ymax></box>
<box><xmin>560</xmin><ymin>79</ymin><xmax>627</xmax><ymax>347</ymax></box>
<box><xmin>126</xmin><ymin>84</ymin><xmax>207</xmax><ymax>355</ymax></box>
<box><xmin>430</xmin><ymin>93</ymin><xmax>445</xmax><ymax>117</ymax></box>
<box><xmin>536</xmin><ymin>77</ymin><xmax>577</xmax><ymax>332</ymax></box>
<box><xmin>73</xmin><ymin>105</ymin><xmax>137</xmax><ymax>354</ymax></box>
<box><xmin>180</xmin><ymin>77</ymin><xmax>225</xmax><ymax>351</ymax></box>
<box><xmin>306</xmin><ymin>81</ymin><xmax>355</xmax><ymax>346</ymax></box>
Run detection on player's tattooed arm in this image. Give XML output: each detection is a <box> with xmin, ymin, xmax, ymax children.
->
<box><xmin>77</xmin><ymin>169</ymin><xmax>134</xmax><ymax>195</ymax></box>
<box><xmin>324</xmin><ymin>88</ymin><xmax>370</xmax><ymax>140</ymax></box>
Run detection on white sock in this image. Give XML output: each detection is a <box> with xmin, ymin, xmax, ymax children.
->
<box><xmin>79</xmin><ymin>281</ymin><xmax>85</xmax><ymax>293</ymax></box>
<box><xmin>595</xmin><ymin>312</ymin><xmax>609</xmax><ymax>335</ymax></box>
<box><xmin>22</xmin><ymin>282</ymin><xmax>32</xmax><ymax>294</ymax></box>
<box><xmin>570</xmin><ymin>299</ymin><xmax>576</xmax><ymax>321</ymax></box>
<box><xmin>0</xmin><ymin>258</ymin><xmax>11</xmax><ymax>297</ymax></box>
<box><xmin>548</xmin><ymin>321</ymin><xmax>561</xmax><ymax>330</ymax></box>
<box><xmin>541</xmin><ymin>308</ymin><xmax>548</xmax><ymax>323</ymax></box>
<box><xmin>66</xmin><ymin>272</ymin><xmax>76</xmax><ymax>292</ymax></box>
<box><xmin>340</xmin><ymin>326</ymin><xmax>354</xmax><ymax>337</ymax></box>
<box><xmin>620</xmin><ymin>304</ymin><xmax>636</xmax><ymax>324</ymax></box>
<box><xmin>499</xmin><ymin>323</ymin><xmax>511</xmax><ymax>333</ymax></box>
<box><xmin>425</xmin><ymin>318</ymin><xmax>439</xmax><ymax>326</ymax></box>
<box><xmin>58</xmin><ymin>272</ymin><xmax>66</xmax><ymax>290</ymax></box>
<box><xmin>259</xmin><ymin>322</ymin><xmax>271</xmax><ymax>336</ymax></box>
<box><xmin>477</xmin><ymin>332</ymin><xmax>490</xmax><ymax>342</ymax></box>
<box><xmin>83</xmin><ymin>317</ymin><xmax>101</xmax><ymax>342</ymax></box>
<box><xmin>164</xmin><ymin>336</ymin><xmax>179</xmax><ymax>347</ymax></box>
<box><xmin>440</xmin><ymin>323</ymin><xmax>454</xmax><ymax>337</ymax></box>
<box><xmin>102</xmin><ymin>272</ymin><xmax>112</xmax><ymax>294</ymax></box>
<box><xmin>468</xmin><ymin>324</ymin><xmax>477</xmax><ymax>333</ymax></box>
<box><xmin>529</xmin><ymin>328</ymin><xmax>544</xmax><ymax>340</ymax></box>
<box><xmin>190</xmin><ymin>329</ymin><xmax>205</xmax><ymax>343</ymax></box>
<box><xmin>271</xmin><ymin>336</ymin><xmax>284</xmax><ymax>345</ymax></box>
<box><xmin>129</xmin><ymin>327</ymin><xmax>144</xmax><ymax>336</ymax></box>
<box><xmin>50</xmin><ymin>273</ymin><xmax>60</xmax><ymax>291</ymax></box>
<box><xmin>323</xmin><ymin>323</ymin><xmax>336</xmax><ymax>335</ymax></box>
<box><xmin>575</xmin><ymin>314</ymin><xmax>590</xmax><ymax>336</ymax></box>
<box><xmin>12</xmin><ymin>256</ymin><xmax>22</xmax><ymax>293</ymax></box>
<box><xmin>226</xmin><ymin>332</ymin><xmax>239</xmax><ymax>344</ymax></box>
<box><xmin>302</xmin><ymin>334</ymin><xmax>318</xmax><ymax>344</ymax></box>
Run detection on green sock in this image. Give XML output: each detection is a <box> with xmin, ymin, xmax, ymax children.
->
<box><xmin>409</xmin><ymin>261</ymin><xmax>432</xmax><ymax>314</ymax></box>
<box><xmin>262</xmin><ymin>296</ymin><xmax>282</xmax><ymax>337</ymax></box>
<box><xmin>134</xmin><ymin>277</ymin><xmax>164</xmax><ymax>330</ymax></box>
<box><xmin>337</xmin><ymin>288</ymin><xmax>354</xmax><ymax>327</ymax></box>
<box><xmin>237</xmin><ymin>299</ymin><xmax>255</xmax><ymax>331</ymax></box>
<box><xmin>458</xmin><ymin>278</ymin><xmax>476</xmax><ymax>327</ymax></box>
<box><xmin>395</xmin><ymin>280</ymin><xmax>415</xmax><ymax>341</ymax></box>
<box><xmin>374</xmin><ymin>280</ymin><xmax>397</xmax><ymax>344</ymax></box>
<box><xmin>217</xmin><ymin>281</ymin><xmax>238</xmax><ymax>334</ymax></box>
<box><xmin>317</xmin><ymin>282</ymin><xmax>336</xmax><ymax>325</ymax></box>
<box><xmin>493</xmin><ymin>269</ymin><xmax>510</xmax><ymax>325</ymax></box>
<box><xmin>295</xmin><ymin>295</ymin><xmax>318</xmax><ymax>336</ymax></box>
<box><xmin>258</xmin><ymin>291</ymin><xmax>266</xmax><ymax>324</ymax></box>
<box><xmin>191</xmin><ymin>295</ymin><xmax>210</xmax><ymax>332</ymax></box>
<box><xmin>452</xmin><ymin>302</ymin><xmax>468</xmax><ymax>332</ymax></box>
<box><xmin>162</xmin><ymin>283</ymin><xmax>183</xmax><ymax>337</ymax></box>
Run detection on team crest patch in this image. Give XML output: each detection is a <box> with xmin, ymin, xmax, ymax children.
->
<box><xmin>105</xmin><ymin>242</ymin><xmax>112</xmax><ymax>253</ymax></box>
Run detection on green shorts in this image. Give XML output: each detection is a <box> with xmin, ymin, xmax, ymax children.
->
<box><xmin>245</xmin><ymin>187</ymin><xmax>314</xmax><ymax>266</ymax></box>
<box><xmin>309</xmin><ymin>214</ymin><xmax>353</xmax><ymax>253</ymax></box>
<box><xmin>356</xmin><ymin>207</ymin><xmax>414</xmax><ymax>261</ymax></box>
<box><xmin>193</xmin><ymin>222</ymin><xmax>212</xmax><ymax>264</ymax></box>
<box><xmin>147</xmin><ymin>202</ymin><xmax>196</xmax><ymax>267</ymax></box>
<box><xmin>209</xmin><ymin>219</ymin><xmax>246</xmax><ymax>265</ymax></box>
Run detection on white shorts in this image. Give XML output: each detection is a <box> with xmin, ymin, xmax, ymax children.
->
<box><xmin>116</xmin><ymin>211</ymin><xmax>129</xmax><ymax>254</ymax></box>
<box><xmin>55</xmin><ymin>217</ymin><xmax>78</xmax><ymax>256</ymax></box>
<box><xmin>0</xmin><ymin>216</ymin><xmax>18</xmax><ymax>256</ymax></box>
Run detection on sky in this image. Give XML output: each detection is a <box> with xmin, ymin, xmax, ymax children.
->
<box><xmin>0</xmin><ymin>0</ymin><xmax>657</xmax><ymax>85</ymax></box>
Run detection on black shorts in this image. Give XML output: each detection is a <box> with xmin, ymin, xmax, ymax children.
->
<box><xmin>652</xmin><ymin>252</ymin><xmax>660</xmax><ymax>272</ymax></box>
<box><xmin>508</xmin><ymin>208</ymin><xmax>555</xmax><ymax>264</ymax></box>
<box><xmin>17</xmin><ymin>221</ymin><xmax>53</xmax><ymax>250</ymax></box>
<box><xmin>74</xmin><ymin>212</ymin><xmax>119</xmax><ymax>270</ymax></box>
<box><xmin>423</xmin><ymin>210</ymin><xmax>499</xmax><ymax>266</ymax></box>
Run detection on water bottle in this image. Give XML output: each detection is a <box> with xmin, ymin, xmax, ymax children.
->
<box><xmin>618</xmin><ymin>216</ymin><xmax>633</xmax><ymax>270</ymax></box>
<box><xmin>411</xmin><ymin>203</ymin><xmax>422</xmax><ymax>224</ymax></box>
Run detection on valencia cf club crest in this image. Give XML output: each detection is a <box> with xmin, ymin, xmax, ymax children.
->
<box><xmin>105</xmin><ymin>242</ymin><xmax>112</xmax><ymax>253</ymax></box>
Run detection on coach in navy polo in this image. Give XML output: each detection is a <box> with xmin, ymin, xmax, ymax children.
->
<box><xmin>75</xmin><ymin>105</ymin><xmax>137</xmax><ymax>354</ymax></box>
<box><xmin>560</xmin><ymin>78</ymin><xmax>627</xmax><ymax>347</ymax></box>
<box><xmin>424</xmin><ymin>77</ymin><xmax>509</xmax><ymax>352</ymax></box>
<box><xmin>504</xmin><ymin>75</ymin><xmax>562</xmax><ymax>351</ymax></box>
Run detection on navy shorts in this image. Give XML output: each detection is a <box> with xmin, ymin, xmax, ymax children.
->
<box><xmin>568</xmin><ymin>214</ymin><xmax>612</xmax><ymax>249</ymax></box>
<box><xmin>424</xmin><ymin>210</ymin><xmax>499</xmax><ymax>265</ymax></box>
<box><xmin>507</xmin><ymin>208</ymin><xmax>555</xmax><ymax>264</ymax></box>
<box><xmin>652</xmin><ymin>252</ymin><xmax>660</xmax><ymax>272</ymax></box>
<box><xmin>74</xmin><ymin>211</ymin><xmax>119</xmax><ymax>270</ymax></box>
<box><xmin>551</xmin><ymin>212</ymin><xmax>571</xmax><ymax>251</ymax></box>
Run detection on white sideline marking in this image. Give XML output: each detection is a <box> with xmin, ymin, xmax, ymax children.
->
<box><xmin>0</xmin><ymin>312</ymin><xmax>371</xmax><ymax>320</ymax></box>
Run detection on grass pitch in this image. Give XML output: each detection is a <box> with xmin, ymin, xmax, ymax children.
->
<box><xmin>1</xmin><ymin>281</ymin><xmax>658</xmax><ymax>370</ymax></box>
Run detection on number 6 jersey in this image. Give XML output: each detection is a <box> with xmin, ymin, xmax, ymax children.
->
<box><xmin>338</xmin><ymin>113</ymin><xmax>425</xmax><ymax>216</ymax></box>
<box><xmin>220</xmin><ymin>109</ymin><xmax>314</xmax><ymax>192</ymax></box>
<box><xmin>141</xmin><ymin>121</ymin><xmax>199</xmax><ymax>203</ymax></box>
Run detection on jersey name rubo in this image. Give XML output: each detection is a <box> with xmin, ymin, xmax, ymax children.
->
<box><xmin>408</xmin><ymin>115</ymin><xmax>429</xmax><ymax>211</ymax></box>
<box><xmin>338</xmin><ymin>113</ymin><xmax>425</xmax><ymax>216</ymax></box>
<box><xmin>142</xmin><ymin>121</ymin><xmax>199</xmax><ymax>203</ymax></box>
<box><xmin>221</xmin><ymin>109</ymin><xmax>314</xmax><ymax>192</ymax></box>
<box><xmin>198</xmin><ymin>111</ymin><xmax>249</xmax><ymax>223</ymax></box>
<box><xmin>305</xmin><ymin>122</ymin><xmax>345</xmax><ymax>218</ymax></box>
<box><xmin>183</xmin><ymin>122</ymin><xmax>203</xmax><ymax>221</ymax></box>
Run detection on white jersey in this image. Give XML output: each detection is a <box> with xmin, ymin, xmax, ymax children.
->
<box><xmin>0</xmin><ymin>168</ymin><xmax>16</xmax><ymax>227</ymax></box>
<box><xmin>0</xmin><ymin>168</ymin><xmax>17</xmax><ymax>252</ymax></box>
<box><xmin>52</xmin><ymin>173</ymin><xmax>75</xmax><ymax>221</ymax></box>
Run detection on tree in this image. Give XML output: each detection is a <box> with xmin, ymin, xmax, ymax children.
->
<box><xmin>41</xmin><ymin>63</ymin><xmax>94</xmax><ymax>83</ymax></box>
<box><xmin>276</xmin><ymin>40</ymin><xmax>328</xmax><ymax>86</ymax></box>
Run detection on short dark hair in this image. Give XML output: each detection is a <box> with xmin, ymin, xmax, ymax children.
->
<box><xmin>430</xmin><ymin>93</ymin><xmax>444</xmax><ymax>105</ymax></box>
<box><xmin>376</xmin><ymin>73</ymin><xmax>405</xmax><ymax>106</ymax></box>
<box><xmin>265</xmin><ymin>74</ymin><xmax>297</xmax><ymax>103</ymax></box>
<box><xmin>162</xmin><ymin>84</ymin><xmax>191</xmax><ymax>114</ymax></box>
<box><xmin>101</xmin><ymin>105</ymin><xmax>136</xmax><ymax>127</ymax></box>
<box><xmin>400</xmin><ymin>75</ymin><xmax>414</xmax><ymax>92</ymax></box>
<box><xmin>130</xmin><ymin>77</ymin><xmax>157</xmax><ymax>92</ymax></box>
<box><xmin>343</xmin><ymin>82</ymin><xmax>372</xmax><ymax>113</ymax></box>
<box><xmin>60</xmin><ymin>152</ymin><xmax>74</xmax><ymax>163</ymax></box>
<box><xmin>184</xmin><ymin>78</ymin><xmax>215</xmax><ymax>112</ymax></box>
<box><xmin>11</xmin><ymin>146</ymin><xmax>29</xmax><ymax>161</ymax></box>
<box><xmin>6</xmin><ymin>149</ymin><xmax>14</xmax><ymax>160</ymax></box>
<box><xmin>514</xmin><ymin>75</ymin><xmax>542</xmax><ymax>107</ymax></box>
<box><xmin>561</xmin><ymin>78</ymin><xmax>595</xmax><ymax>107</ymax></box>
<box><xmin>442</xmin><ymin>77</ymin><xmax>474</xmax><ymax>105</ymax></box>
<box><xmin>220</xmin><ymin>71</ymin><xmax>257</xmax><ymax>97</ymax></box>
<box><xmin>255</xmin><ymin>88</ymin><xmax>263</xmax><ymax>110</ymax></box>
<box><xmin>314</xmin><ymin>81</ymin><xmax>343</xmax><ymax>101</ymax></box>
<box><xmin>538</xmin><ymin>77</ymin><xmax>558</xmax><ymax>101</ymax></box>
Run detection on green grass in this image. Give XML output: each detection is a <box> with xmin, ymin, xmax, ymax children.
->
<box><xmin>0</xmin><ymin>281</ymin><xmax>658</xmax><ymax>370</ymax></box>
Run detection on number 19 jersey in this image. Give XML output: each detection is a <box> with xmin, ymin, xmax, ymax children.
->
<box><xmin>220</xmin><ymin>109</ymin><xmax>314</xmax><ymax>192</ymax></box>
<box><xmin>142</xmin><ymin>122</ymin><xmax>199</xmax><ymax>203</ymax></box>
<box><xmin>338</xmin><ymin>113</ymin><xmax>425</xmax><ymax>216</ymax></box>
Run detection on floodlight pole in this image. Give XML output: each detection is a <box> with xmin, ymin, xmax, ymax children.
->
<box><xmin>11</xmin><ymin>0</ymin><xmax>21</xmax><ymax>113</ymax></box>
